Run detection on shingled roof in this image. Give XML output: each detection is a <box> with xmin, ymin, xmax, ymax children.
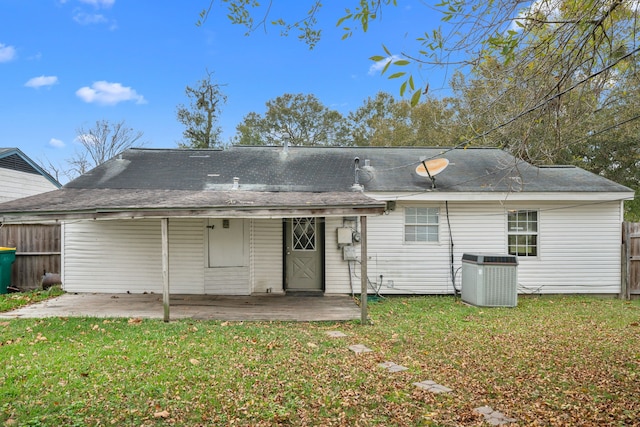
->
<box><xmin>64</xmin><ymin>146</ymin><xmax>634</xmax><ymax>193</ymax></box>
<box><xmin>0</xmin><ymin>146</ymin><xmax>632</xmax><ymax>222</ymax></box>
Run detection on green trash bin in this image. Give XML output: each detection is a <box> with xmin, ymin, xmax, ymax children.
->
<box><xmin>0</xmin><ymin>247</ymin><xmax>16</xmax><ymax>294</ymax></box>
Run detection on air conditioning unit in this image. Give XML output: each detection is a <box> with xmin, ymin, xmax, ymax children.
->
<box><xmin>461</xmin><ymin>253</ymin><xmax>518</xmax><ymax>307</ymax></box>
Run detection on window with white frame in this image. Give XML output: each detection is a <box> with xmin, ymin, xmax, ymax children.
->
<box><xmin>404</xmin><ymin>207</ymin><xmax>439</xmax><ymax>242</ymax></box>
<box><xmin>507</xmin><ymin>210</ymin><xmax>538</xmax><ymax>256</ymax></box>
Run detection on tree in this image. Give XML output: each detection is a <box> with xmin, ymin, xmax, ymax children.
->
<box><xmin>449</xmin><ymin>39</ymin><xmax>640</xmax><ymax>217</ymax></box>
<box><xmin>67</xmin><ymin>119</ymin><xmax>145</xmax><ymax>179</ymax></box>
<box><xmin>176</xmin><ymin>70</ymin><xmax>227</xmax><ymax>148</ymax></box>
<box><xmin>348</xmin><ymin>92</ymin><xmax>459</xmax><ymax>146</ymax></box>
<box><xmin>233</xmin><ymin>93</ymin><xmax>350</xmax><ymax>146</ymax></box>
<box><xmin>201</xmin><ymin>0</ymin><xmax>640</xmax><ymax>148</ymax></box>
<box><xmin>348</xmin><ymin>92</ymin><xmax>413</xmax><ymax>146</ymax></box>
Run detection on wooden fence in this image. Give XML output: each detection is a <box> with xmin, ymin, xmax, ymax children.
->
<box><xmin>622</xmin><ymin>222</ymin><xmax>640</xmax><ymax>299</ymax></box>
<box><xmin>0</xmin><ymin>224</ymin><xmax>61</xmax><ymax>291</ymax></box>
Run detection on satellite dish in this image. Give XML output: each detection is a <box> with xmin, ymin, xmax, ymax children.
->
<box><xmin>416</xmin><ymin>158</ymin><xmax>449</xmax><ymax>178</ymax></box>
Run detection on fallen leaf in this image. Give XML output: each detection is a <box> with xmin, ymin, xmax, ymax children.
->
<box><xmin>154</xmin><ymin>410</ymin><xmax>170</xmax><ymax>418</ymax></box>
<box><xmin>128</xmin><ymin>317</ymin><xmax>142</xmax><ymax>324</ymax></box>
<box><xmin>190</xmin><ymin>358</ymin><xmax>200</xmax><ymax>365</ymax></box>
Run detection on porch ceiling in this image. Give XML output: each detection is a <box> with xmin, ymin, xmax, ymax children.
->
<box><xmin>0</xmin><ymin>188</ymin><xmax>385</xmax><ymax>223</ymax></box>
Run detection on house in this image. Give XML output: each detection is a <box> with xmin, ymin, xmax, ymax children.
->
<box><xmin>0</xmin><ymin>147</ymin><xmax>60</xmax><ymax>202</ymax></box>
<box><xmin>0</xmin><ymin>148</ymin><xmax>62</xmax><ymax>290</ymax></box>
<box><xmin>0</xmin><ymin>146</ymin><xmax>633</xmax><ymax>298</ymax></box>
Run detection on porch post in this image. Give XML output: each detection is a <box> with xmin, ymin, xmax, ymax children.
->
<box><xmin>360</xmin><ymin>215</ymin><xmax>368</xmax><ymax>325</ymax></box>
<box><xmin>161</xmin><ymin>217</ymin><xmax>170</xmax><ymax>322</ymax></box>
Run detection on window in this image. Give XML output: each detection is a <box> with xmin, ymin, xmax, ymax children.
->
<box><xmin>292</xmin><ymin>217</ymin><xmax>316</xmax><ymax>251</ymax></box>
<box><xmin>405</xmin><ymin>207</ymin><xmax>439</xmax><ymax>242</ymax></box>
<box><xmin>507</xmin><ymin>210</ymin><xmax>538</xmax><ymax>256</ymax></box>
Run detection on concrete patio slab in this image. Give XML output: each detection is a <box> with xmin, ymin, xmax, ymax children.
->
<box><xmin>0</xmin><ymin>293</ymin><xmax>362</xmax><ymax>322</ymax></box>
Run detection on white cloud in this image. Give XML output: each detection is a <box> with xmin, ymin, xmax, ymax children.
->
<box><xmin>510</xmin><ymin>0</ymin><xmax>562</xmax><ymax>31</ymax></box>
<box><xmin>0</xmin><ymin>43</ymin><xmax>17</xmax><ymax>63</ymax></box>
<box><xmin>73</xmin><ymin>12</ymin><xmax>107</xmax><ymax>25</ymax></box>
<box><xmin>79</xmin><ymin>0</ymin><xmax>115</xmax><ymax>8</ymax></box>
<box><xmin>368</xmin><ymin>55</ymin><xmax>402</xmax><ymax>75</ymax></box>
<box><xmin>76</xmin><ymin>81</ymin><xmax>147</xmax><ymax>105</ymax></box>
<box><xmin>49</xmin><ymin>138</ymin><xmax>65</xmax><ymax>148</ymax></box>
<box><xmin>25</xmin><ymin>75</ymin><xmax>59</xmax><ymax>88</ymax></box>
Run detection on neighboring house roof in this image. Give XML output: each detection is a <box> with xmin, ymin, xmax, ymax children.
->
<box><xmin>0</xmin><ymin>147</ymin><xmax>61</xmax><ymax>188</ymax></box>
<box><xmin>0</xmin><ymin>146</ymin><xmax>632</xmax><ymax>222</ymax></box>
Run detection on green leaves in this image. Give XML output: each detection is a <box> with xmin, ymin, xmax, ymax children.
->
<box><xmin>370</xmin><ymin>46</ymin><xmax>424</xmax><ymax>106</ymax></box>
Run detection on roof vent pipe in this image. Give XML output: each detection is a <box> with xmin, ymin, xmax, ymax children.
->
<box><xmin>282</xmin><ymin>132</ymin><xmax>290</xmax><ymax>154</ymax></box>
<box><xmin>351</xmin><ymin>157</ymin><xmax>363</xmax><ymax>191</ymax></box>
<box><xmin>232</xmin><ymin>177</ymin><xmax>239</xmax><ymax>190</ymax></box>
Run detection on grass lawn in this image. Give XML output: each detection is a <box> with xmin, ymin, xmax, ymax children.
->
<box><xmin>0</xmin><ymin>287</ymin><xmax>64</xmax><ymax>313</ymax></box>
<box><xmin>1</xmin><ymin>295</ymin><xmax>639</xmax><ymax>426</ymax></box>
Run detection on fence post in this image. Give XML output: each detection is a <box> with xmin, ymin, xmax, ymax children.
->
<box><xmin>621</xmin><ymin>222</ymin><xmax>629</xmax><ymax>300</ymax></box>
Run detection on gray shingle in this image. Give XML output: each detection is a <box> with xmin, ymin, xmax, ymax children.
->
<box><xmin>64</xmin><ymin>146</ymin><xmax>632</xmax><ymax>193</ymax></box>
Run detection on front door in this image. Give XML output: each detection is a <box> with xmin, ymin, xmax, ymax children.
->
<box><xmin>285</xmin><ymin>217</ymin><xmax>324</xmax><ymax>292</ymax></box>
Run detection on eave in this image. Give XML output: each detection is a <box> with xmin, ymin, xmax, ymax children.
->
<box><xmin>0</xmin><ymin>189</ymin><xmax>386</xmax><ymax>224</ymax></box>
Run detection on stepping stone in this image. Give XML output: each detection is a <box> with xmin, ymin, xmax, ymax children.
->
<box><xmin>413</xmin><ymin>380</ymin><xmax>452</xmax><ymax>394</ymax></box>
<box><xmin>325</xmin><ymin>331</ymin><xmax>348</xmax><ymax>338</ymax></box>
<box><xmin>348</xmin><ymin>344</ymin><xmax>373</xmax><ymax>353</ymax></box>
<box><xmin>378</xmin><ymin>361</ymin><xmax>408</xmax><ymax>372</ymax></box>
<box><xmin>474</xmin><ymin>406</ymin><xmax>517</xmax><ymax>425</ymax></box>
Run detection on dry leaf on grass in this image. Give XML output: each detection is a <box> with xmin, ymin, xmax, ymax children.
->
<box><xmin>154</xmin><ymin>410</ymin><xmax>170</xmax><ymax>418</ymax></box>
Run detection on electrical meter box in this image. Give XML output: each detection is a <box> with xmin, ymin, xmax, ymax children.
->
<box><xmin>337</xmin><ymin>227</ymin><xmax>352</xmax><ymax>246</ymax></box>
<box><xmin>343</xmin><ymin>246</ymin><xmax>358</xmax><ymax>261</ymax></box>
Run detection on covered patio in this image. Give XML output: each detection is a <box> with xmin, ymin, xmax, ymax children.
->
<box><xmin>0</xmin><ymin>293</ymin><xmax>362</xmax><ymax>322</ymax></box>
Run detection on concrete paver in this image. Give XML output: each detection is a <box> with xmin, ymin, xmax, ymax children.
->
<box><xmin>474</xmin><ymin>406</ymin><xmax>517</xmax><ymax>425</ymax></box>
<box><xmin>378</xmin><ymin>361</ymin><xmax>408</xmax><ymax>372</ymax></box>
<box><xmin>413</xmin><ymin>380</ymin><xmax>453</xmax><ymax>394</ymax></box>
<box><xmin>348</xmin><ymin>344</ymin><xmax>373</xmax><ymax>353</ymax></box>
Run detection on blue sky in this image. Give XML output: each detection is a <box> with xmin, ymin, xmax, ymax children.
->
<box><xmin>0</xmin><ymin>1</ymin><xmax>447</xmax><ymax>176</ymax></box>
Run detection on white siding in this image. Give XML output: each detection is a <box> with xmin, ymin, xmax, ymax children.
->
<box><xmin>64</xmin><ymin>219</ymin><xmax>164</xmax><ymax>293</ymax></box>
<box><xmin>168</xmin><ymin>219</ymin><xmax>205</xmax><ymax>294</ymax></box>
<box><xmin>366</xmin><ymin>203</ymin><xmax>456</xmax><ymax>295</ymax></box>
<box><xmin>0</xmin><ymin>169</ymin><xmax>58</xmax><ymax>202</ymax></box>
<box><xmin>325</xmin><ymin>217</ymin><xmax>357</xmax><ymax>294</ymax></box>
<box><xmin>204</xmin><ymin>267</ymin><xmax>250</xmax><ymax>294</ymax></box>
<box><xmin>63</xmin><ymin>219</ymin><xmax>205</xmax><ymax>294</ymax></box>
<box><xmin>61</xmin><ymin>199</ymin><xmax>624</xmax><ymax>296</ymax></box>
<box><xmin>359</xmin><ymin>200</ymin><xmax>623</xmax><ymax>295</ymax></box>
<box><xmin>511</xmin><ymin>201</ymin><xmax>622</xmax><ymax>294</ymax></box>
<box><xmin>251</xmin><ymin>219</ymin><xmax>283</xmax><ymax>293</ymax></box>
